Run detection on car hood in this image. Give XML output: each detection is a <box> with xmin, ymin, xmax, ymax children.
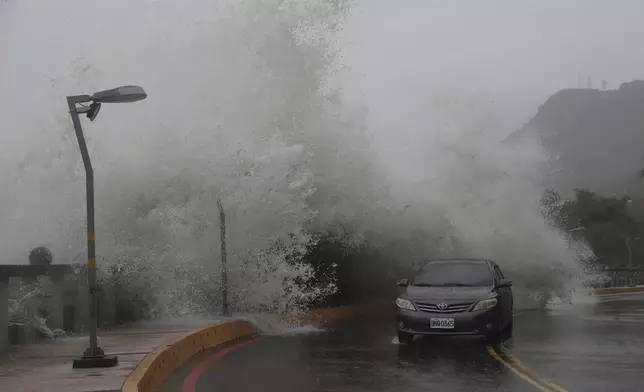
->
<box><xmin>405</xmin><ymin>285</ymin><xmax>495</xmax><ymax>302</ymax></box>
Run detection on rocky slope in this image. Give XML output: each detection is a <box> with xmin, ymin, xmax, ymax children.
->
<box><xmin>509</xmin><ymin>80</ymin><xmax>644</xmax><ymax>198</ymax></box>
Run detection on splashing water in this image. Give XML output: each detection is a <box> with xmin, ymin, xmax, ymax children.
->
<box><xmin>1</xmin><ymin>0</ymin><xmax>589</xmax><ymax>319</ymax></box>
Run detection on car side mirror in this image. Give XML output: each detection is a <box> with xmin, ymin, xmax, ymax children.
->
<box><xmin>497</xmin><ymin>279</ymin><xmax>512</xmax><ymax>288</ymax></box>
<box><xmin>397</xmin><ymin>278</ymin><xmax>409</xmax><ymax>287</ymax></box>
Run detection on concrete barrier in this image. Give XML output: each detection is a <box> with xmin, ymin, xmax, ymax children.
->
<box><xmin>591</xmin><ymin>286</ymin><xmax>644</xmax><ymax>295</ymax></box>
<box><xmin>121</xmin><ymin>303</ymin><xmax>391</xmax><ymax>392</ymax></box>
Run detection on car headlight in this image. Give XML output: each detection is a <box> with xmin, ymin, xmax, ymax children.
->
<box><xmin>396</xmin><ymin>298</ymin><xmax>416</xmax><ymax>311</ymax></box>
<box><xmin>471</xmin><ymin>298</ymin><xmax>498</xmax><ymax>312</ymax></box>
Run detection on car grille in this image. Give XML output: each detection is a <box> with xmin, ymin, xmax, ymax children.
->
<box><xmin>415</xmin><ymin>302</ymin><xmax>474</xmax><ymax>313</ymax></box>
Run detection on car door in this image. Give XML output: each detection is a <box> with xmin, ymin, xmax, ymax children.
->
<box><xmin>493</xmin><ymin>264</ymin><xmax>512</xmax><ymax>325</ymax></box>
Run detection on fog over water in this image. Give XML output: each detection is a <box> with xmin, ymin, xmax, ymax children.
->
<box><xmin>2</xmin><ymin>0</ymin><xmax>644</xmax><ymax>314</ymax></box>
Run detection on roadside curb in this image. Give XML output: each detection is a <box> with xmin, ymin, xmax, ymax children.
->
<box><xmin>590</xmin><ymin>286</ymin><xmax>644</xmax><ymax>296</ymax></box>
<box><xmin>121</xmin><ymin>319</ymin><xmax>259</xmax><ymax>392</ymax></box>
<box><xmin>121</xmin><ymin>303</ymin><xmax>391</xmax><ymax>392</ymax></box>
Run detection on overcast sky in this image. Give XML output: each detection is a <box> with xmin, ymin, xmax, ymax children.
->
<box><xmin>2</xmin><ymin>0</ymin><xmax>644</xmax><ymax>131</ymax></box>
<box><xmin>341</xmin><ymin>0</ymin><xmax>644</xmax><ymax>125</ymax></box>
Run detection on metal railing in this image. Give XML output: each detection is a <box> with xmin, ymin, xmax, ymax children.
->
<box><xmin>589</xmin><ymin>266</ymin><xmax>644</xmax><ymax>288</ymax></box>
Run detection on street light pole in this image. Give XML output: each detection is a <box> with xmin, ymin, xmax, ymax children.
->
<box><xmin>67</xmin><ymin>86</ymin><xmax>147</xmax><ymax>369</ymax></box>
<box><xmin>67</xmin><ymin>96</ymin><xmax>103</xmax><ymax>362</ymax></box>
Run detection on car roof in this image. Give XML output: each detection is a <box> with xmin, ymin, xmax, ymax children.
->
<box><xmin>421</xmin><ymin>258</ymin><xmax>496</xmax><ymax>267</ymax></box>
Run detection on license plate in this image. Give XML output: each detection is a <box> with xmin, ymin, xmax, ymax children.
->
<box><xmin>430</xmin><ymin>318</ymin><xmax>455</xmax><ymax>329</ymax></box>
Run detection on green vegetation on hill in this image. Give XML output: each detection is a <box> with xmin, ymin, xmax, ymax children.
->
<box><xmin>541</xmin><ymin>189</ymin><xmax>644</xmax><ymax>268</ymax></box>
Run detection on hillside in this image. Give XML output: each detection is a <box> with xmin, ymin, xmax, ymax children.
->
<box><xmin>510</xmin><ymin>80</ymin><xmax>644</xmax><ymax>198</ymax></box>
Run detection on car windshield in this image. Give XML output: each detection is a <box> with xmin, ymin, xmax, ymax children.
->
<box><xmin>411</xmin><ymin>261</ymin><xmax>494</xmax><ymax>287</ymax></box>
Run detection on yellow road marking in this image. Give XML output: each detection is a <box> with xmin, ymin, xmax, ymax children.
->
<box><xmin>486</xmin><ymin>346</ymin><xmax>553</xmax><ymax>392</ymax></box>
<box><xmin>88</xmin><ymin>257</ymin><xmax>96</xmax><ymax>268</ymax></box>
<box><xmin>500</xmin><ymin>347</ymin><xmax>568</xmax><ymax>392</ymax></box>
<box><xmin>87</xmin><ymin>231</ymin><xmax>95</xmax><ymax>241</ymax></box>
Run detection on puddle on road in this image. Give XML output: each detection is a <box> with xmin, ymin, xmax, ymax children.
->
<box><xmin>270</xmin><ymin>324</ymin><xmax>327</xmax><ymax>337</ymax></box>
<box><xmin>237</xmin><ymin>313</ymin><xmax>327</xmax><ymax>337</ymax></box>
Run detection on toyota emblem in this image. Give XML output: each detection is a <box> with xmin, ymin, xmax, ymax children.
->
<box><xmin>437</xmin><ymin>303</ymin><xmax>448</xmax><ymax>310</ymax></box>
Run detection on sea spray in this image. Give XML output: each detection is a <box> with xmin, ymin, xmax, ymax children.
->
<box><xmin>0</xmin><ymin>0</ymin><xmax>592</xmax><ymax>321</ymax></box>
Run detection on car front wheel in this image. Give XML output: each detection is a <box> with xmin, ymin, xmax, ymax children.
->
<box><xmin>485</xmin><ymin>330</ymin><xmax>502</xmax><ymax>344</ymax></box>
<box><xmin>505</xmin><ymin>319</ymin><xmax>514</xmax><ymax>338</ymax></box>
<box><xmin>398</xmin><ymin>331</ymin><xmax>414</xmax><ymax>345</ymax></box>
<box><xmin>485</xmin><ymin>332</ymin><xmax>501</xmax><ymax>344</ymax></box>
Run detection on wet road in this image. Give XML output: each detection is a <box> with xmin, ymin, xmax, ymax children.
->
<box><xmin>162</xmin><ymin>293</ymin><xmax>644</xmax><ymax>392</ymax></box>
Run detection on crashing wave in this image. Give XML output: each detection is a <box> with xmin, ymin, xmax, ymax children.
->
<box><xmin>0</xmin><ymin>0</ymin><xmax>589</xmax><ymax>319</ymax></box>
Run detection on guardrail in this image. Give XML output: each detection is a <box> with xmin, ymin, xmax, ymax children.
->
<box><xmin>587</xmin><ymin>267</ymin><xmax>644</xmax><ymax>288</ymax></box>
<box><xmin>604</xmin><ymin>269</ymin><xmax>644</xmax><ymax>287</ymax></box>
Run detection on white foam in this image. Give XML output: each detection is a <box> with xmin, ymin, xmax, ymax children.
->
<box><xmin>0</xmin><ymin>0</ymin><xmax>608</xmax><ymax>319</ymax></box>
<box><xmin>235</xmin><ymin>312</ymin><xmax>326</xmax><ymax>336</ymax></box>
<box><xmin>268</xmin><ymin>324</ymin><xmax>326</xmax><ymax>337</ymax></box>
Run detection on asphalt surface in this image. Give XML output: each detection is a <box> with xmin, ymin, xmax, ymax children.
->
<box><xmin>162</xmin><ymin>293</ymin><xmax>644</xmax><ymax>392</ymax></box>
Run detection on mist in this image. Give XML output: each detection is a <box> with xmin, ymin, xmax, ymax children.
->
<box><xmin>2</xmin><ymin>0</ymin><xmax>643</xmax><ymax>314</ymax></box>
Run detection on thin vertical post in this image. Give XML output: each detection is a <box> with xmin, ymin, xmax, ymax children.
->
<box><xmin>217</xmin><ymin>199</ymin><xmax>230</xmax><ymax>317</ymax></box>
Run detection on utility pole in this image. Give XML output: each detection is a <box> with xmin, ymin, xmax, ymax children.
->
<box><xmin>217</xmin><ymin>199</ymin><xmax>230</xmax><ymax>317</ymax></box>
<box><xmin>626</xmin><ymin>237</ymin><xmax>633</xmax><ymax>270</ymax></box>
<box><xmin>625</xmin><ymin>237</ymin><xmax>640</xmax><ymax>287</ymax></box>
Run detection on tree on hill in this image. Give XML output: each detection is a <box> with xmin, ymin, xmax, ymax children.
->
<box><xmin>540</xmin><ymin>189</ymin><xmax>644</xmax><ymax>268</ymax></box>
